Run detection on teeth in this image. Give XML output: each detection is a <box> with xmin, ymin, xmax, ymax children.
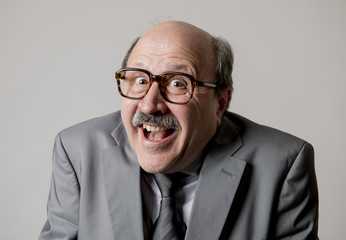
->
<box><xmin>143</xmin><ymin>123</ymin><xmax>167</xmax><ymax>132</ymax></box>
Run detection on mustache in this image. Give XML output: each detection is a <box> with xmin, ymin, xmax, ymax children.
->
<box><xmin>132</xmin><ymin>111</ymin><xmax>181</xmax><ymax>131</ymax></box>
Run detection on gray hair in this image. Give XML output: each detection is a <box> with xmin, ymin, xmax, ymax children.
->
<box><xmin>211</xmin><ymin>36</ymin><xmax>234</xmax><ymax>93</ymax></box>
<box><xmin>121</xmin><ymin>37</ymin><xmax>140</xmax><ymax>68</ymax></box>
<box><xmin>121</xmin><ymin>36</ymin><xmax>234</xmax><ymax>93</ymax></box>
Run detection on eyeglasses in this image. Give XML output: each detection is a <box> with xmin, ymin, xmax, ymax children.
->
<box><xmin>115</xmin><ymin>68</ymin><xmax>217</xmax><ymax>104</ymax></box>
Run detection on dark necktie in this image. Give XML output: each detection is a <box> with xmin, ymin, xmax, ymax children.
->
<box><xmin>152</xmin><ymin>173</ymin><xmax>186</xmax><ymax>240</ymax></box>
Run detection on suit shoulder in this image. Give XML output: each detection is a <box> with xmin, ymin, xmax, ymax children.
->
<box><xmin>58</xmin><ymin>111</ymin><xmax>123</xmax><ymax>147</ymax></box>
<box><xmin>61</xmin><ymin>111</ymin><xmax>121</xmax><ymax>134</ymax></box>
<box><xmin>224</xmin><ymin>112</ymin><xmax>314</xmax><ymax>176</ymax></box>
<box><xmin>225</xmin><ymin>112</ymin><xmax>308</xmax><ymax>153</ymax></box>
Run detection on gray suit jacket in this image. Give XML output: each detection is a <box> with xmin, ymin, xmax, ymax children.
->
<box><xmin>39</xmin><ymin>111</ymin><xmax>318</xmax><ymax>240</ymax></box>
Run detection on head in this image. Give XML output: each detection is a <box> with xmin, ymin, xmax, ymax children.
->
<box><xmin>119</xmin><ymin>21</ymin><xmax>234</xmax><ymax>174</ymax></box>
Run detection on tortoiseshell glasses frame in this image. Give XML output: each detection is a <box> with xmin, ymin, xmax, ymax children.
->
<box><xmin>115</xmin><ymin>68</ymin><xmax>217</xmax><ymax>104</ymax></box>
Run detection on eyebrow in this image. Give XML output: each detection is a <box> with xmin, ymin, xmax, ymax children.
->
<box><xmin>129</xmin><ymin>63</ymin><xmax>193</xmax><ymax>75</ymax></box>
<box><xmin>131</xmin><ymin>63</ymin><xmax>147</xmax><ymax>68</ymax></box>
<box><xmin>167</xmin><ymin>64</ymin><xmax>190</xmax><ymax>72</ymax></box>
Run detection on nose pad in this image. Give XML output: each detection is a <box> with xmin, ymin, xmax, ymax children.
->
<box><xmin>138</xmin><ymin>82</ymin><xmax>168</xmax><ymax>115</ymax></box>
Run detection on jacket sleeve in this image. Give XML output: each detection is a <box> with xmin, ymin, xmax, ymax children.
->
<box><xmin>275</xmin><ymin>142</ymin><xmax>319</xmax><ymax>239</ymax></box>
<box><xmin>39</xmin><ymin>133</ymin><xmax>80</xmax><ymax>240</ymax></box>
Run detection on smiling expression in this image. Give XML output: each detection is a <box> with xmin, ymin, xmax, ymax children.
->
<box><xmin>120</xmin><ymin>21</ymin><xmax>229</xmax><ymax>174</ymax></box>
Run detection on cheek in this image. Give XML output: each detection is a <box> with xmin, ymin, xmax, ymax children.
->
<box><xmin>121</xmin><ymin>100</ymin><xmax>138</xmax><ymax>139</ymax></box>
<box><xmin>178</xmin><ymin>102</ymin><xmax>218</xmax><ymax>138</ymax></box>
<box><xmin>121</xmin><ymin>100</ymin><xmax>136</xmax><ymax>120</ymax></box>
<box><xmin>195</xmin><ymin>97</ymin><xmax>219</xmax><ymax>125</ymax></box>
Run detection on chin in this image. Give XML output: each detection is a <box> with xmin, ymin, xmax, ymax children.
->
<box><xmin>137</xmin><ymin>154</ymin><xmax>178</xmax><ymax>174</ymax></box>
<box><xmin>139</xmin><ymin>162</ymin><xmax>167</xmax><ymax>174</ymax></box>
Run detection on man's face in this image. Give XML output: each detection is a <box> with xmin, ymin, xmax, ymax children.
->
<box><xmin>121</xmin><ymin>23</ymin><xmax>227</xmax><ymax>174</ymax></box>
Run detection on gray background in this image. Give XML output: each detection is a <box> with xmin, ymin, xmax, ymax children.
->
<box><xmin>1</xmin><ymin>0</ymin><xmax>345</xmax><ymax>239</ymax></box>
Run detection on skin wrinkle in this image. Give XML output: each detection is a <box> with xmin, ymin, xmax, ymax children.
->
<box><xmin>130</xmin><ymin>55</ymin><xmax>199</xmax><ymax>78</ymax></box>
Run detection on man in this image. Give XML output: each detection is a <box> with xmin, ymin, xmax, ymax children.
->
<box><xmin>39</xmin><ymin>21</ymin><xmax>318</xmax><ymax>239</ymax></box>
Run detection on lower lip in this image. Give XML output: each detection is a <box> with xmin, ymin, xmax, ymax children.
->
<box><xmin>139</xmin><ymin>127</ymin><xmax>178</xmax><ymax>147</ymax></box>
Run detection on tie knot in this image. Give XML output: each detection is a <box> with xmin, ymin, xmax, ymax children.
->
<box><xmin>153</xmin><ymin>173</ymin><xmax>176</xmax><ymax>198</ymax></box>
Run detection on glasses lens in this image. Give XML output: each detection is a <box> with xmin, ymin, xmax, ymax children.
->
<box><xmin>161</xmin><ymin>74</ymin><xmax>193</xmax><ymax>104</ymax></box>
<box><xmin>118</xmin><ymin>70</ymin><xmax>150</xmax><ymax>99</ymax></box>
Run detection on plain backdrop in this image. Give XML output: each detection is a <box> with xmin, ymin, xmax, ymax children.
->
<box><xmin>1</xmin><ymin>0</ymin><xmax>345</xmax><ymax>239</ymax></box>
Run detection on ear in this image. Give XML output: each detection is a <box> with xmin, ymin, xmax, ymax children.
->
<box><xmin>216</xmin><ymin>87</ymin><xmax>232</xmax><ymax>126</ymax></box>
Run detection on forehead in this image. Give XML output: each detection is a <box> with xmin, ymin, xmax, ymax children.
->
<box><xmin>132</xmin><ymin>62</ymin><xmax>193</xmax><ymax>73</ymax></box>
<box><xmin>127</xmin><ymin>23</ymin><xmax>215</xmax><ymax>75</ymax></box>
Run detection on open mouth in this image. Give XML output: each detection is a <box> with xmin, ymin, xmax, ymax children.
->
<box><xmin>142</xmin><ymin>123</ymin><xmax>175</xmax><ymax>141</ymax></box>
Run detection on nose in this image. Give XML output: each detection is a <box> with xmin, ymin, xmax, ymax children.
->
<box><xmin>138</xmin><ymin>82</ymin><xmax>168</xmax><ymax>115</ymax></box>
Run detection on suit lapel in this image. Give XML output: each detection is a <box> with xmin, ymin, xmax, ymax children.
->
<box><xmin>100</xmin><ymin>122</ymin><xmax>145</xmax><ymax>240</ymax></box>
<box><xmin>185</xmin><ymin>115</ymin><xmax>247</xmax><ymax>240</ymax></box>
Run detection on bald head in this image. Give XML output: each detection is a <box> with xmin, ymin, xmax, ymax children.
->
<box><xmin>121</xmin><ymin>21</ymin><xmax>234</xmax><ymax>93</ymax></box>
<box><xmin>127</xmin><ymin>21</ymin><xmax>216</xmax><ymax>80</ymax></box>
<box><xmin>140</xmin><ymin>21</ymin><xmax>214</xmax><ymax>50</ymax></box>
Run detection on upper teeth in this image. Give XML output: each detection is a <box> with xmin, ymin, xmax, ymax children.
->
<box><xmin>143</xmin><ymin>123</ymin><xmax>167</xmax><ymax>132</ymax></box>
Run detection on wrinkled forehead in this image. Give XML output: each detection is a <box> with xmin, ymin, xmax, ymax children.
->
<box><xmin>128</xmin><ymin>22</ymin><xmax>215</xmax><ymax>74</ymax></box>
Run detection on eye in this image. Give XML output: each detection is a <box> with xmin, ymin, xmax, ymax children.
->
<box><xmin>135</xmin><ymin>77</ymin><xmax>149</xmax><ymax>85</ymax></box>
<box><xmin>169</xmin><ymin>79</ymin><xmax>186</xmax><ymax>88</ymax></box>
